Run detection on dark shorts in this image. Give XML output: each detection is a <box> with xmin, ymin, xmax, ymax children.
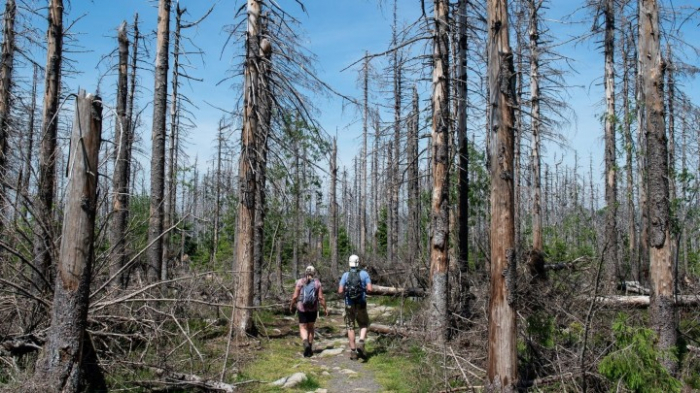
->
<box><xmin>298</xmin><ymin>310</ymin><xmax>318</xmax><ymax>324</ymax></box>
<box><xmin>345</xmin><ymin>302</ymin><xmax>369</xmax><ymax>330</ymax></box>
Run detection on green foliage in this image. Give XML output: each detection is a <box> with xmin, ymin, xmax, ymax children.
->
<box><xmin>526</xmin><ymin>312</ymin><xmax>556</xmax><ymax>349</ymax></box>
<box><xmin>599</xmin><ymin>314</ymin><xmax>682</xmax><ymax>393</ymax></box>
<box><xmin>375</xmin><ymin>207</ymin><xmax>388</xmax><ymax>256</ymax></box>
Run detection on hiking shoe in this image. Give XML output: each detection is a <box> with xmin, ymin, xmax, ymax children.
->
<box><xmin>357</xmin><ymin>340</ymin><xmax>366</xmax><ymax>359</ymax></box>
<box><xmin>303</xmin><ymin>340</ymin><xmax>312</xmax><ymax>357</ymax></box>
<box><xmin>350</xmin><ymin>349</ymin><xmax>358</xmax><ymax>361</ymax></box>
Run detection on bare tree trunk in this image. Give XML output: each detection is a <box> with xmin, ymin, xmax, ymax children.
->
<box><xmin>456</xmin><ymin>0</ymin><xmax>471</xmax><ymax>317</ymax></box>
<box><xmin>407</xmin><ymin>86</ymin><xmax>420</xmax><ymax>265</ymax></box>
<box><xmin>0</xmin><ymin>0</ymin><xmax>16</xmax><ymax>227</ymax></box>
<box><xmin>487</xmin><ymin>0</ymin><xmax>518</xmax><ymax>389</ymax></box>
<box><xmin>640</xmin><ymin>0</ymin><xmax>676</xmax><ymax>375</ymax></box>
<box><xmin>147</xmin><ymin>0</ymin><xmax>171</xmax><ymax>283</ymax></box>
<box><xmin>31</xmin><ymin>92</ymin><xmax>104</xmax><ymax>393</ymax></box>
<box><xmin>212</xmin><ymin>120</ymin><xmax>224</xmax><ymax>264</ymax></box>
<box><xmin>529</xmin><ymin>0</ymin><xmax>543</xmax><ymax>255</ymax></box>
<box><xmin>253</xmin><ymin>27</ymin><xmax>272</xmax><ymax>306</ymax></box>
<box><xmin>163</xmin><ymin>5</ymin><xmax>185</xmax><ymax>281</ymax></box>
<box><xmin>330</xmin><ymin>137</ymin><xmax>338</xmax><ymax>278</ymax></box>
<box><xmin>391</xmin><ymin>0</ymin><xmax>401</xmax><ymax>264</ymax></box>
<box><xmin>16</xmin><ymin>64</ymin><xmax>37</xmax><ymax>228</ymax></box>
<box><xmin>603</xmin><ymin>0</ymin><xmax>619</xmax><ymax>287</ymax></box>
<box><xmin>109</xmin><ymin>21</ymin><xmax>130</xmax><ymax>289</ymax></box>
<box><xmin>621</xmin><ymin>18</ymin><xmax>636</xmax><ymax>282</ymax></box>
<box><xmin>428</xmin><ymin>0</ymin><xmax>450</xmax><ymax>343</ymax></box>
<box><xmin>361</xmin><ymin>54</ymin><xmax>368</xmax><ymax>259</ymax></box>
<box><xmin>33</xmin><ymin>0</ymin><xmax>63</xmax><ymax>293</ymax></box>
<box><xmin>232</xmin><ymin>0</ymin><xmax>262</xmax><ymax>336</ymax></box>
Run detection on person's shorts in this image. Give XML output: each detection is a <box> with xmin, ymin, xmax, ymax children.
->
<box><xmin>298</xmin><ymin>310</ymin><xmax>318</xmax><ymax>324</ymax></box>
<box><xmin>344</xmin><ymin>303</ymin><xmax>369</xmax><ymax>330</ymax></box>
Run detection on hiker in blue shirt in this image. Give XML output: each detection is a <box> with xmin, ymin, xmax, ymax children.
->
<box><xmin>290</xmin><ymin>265</ymin><xmax>328</xmax><ymax>357</ymax></box>
<box><xmin>338</xmin><ymin>254</ymin><xmax>372</xmax><ymax>360</ymax></box>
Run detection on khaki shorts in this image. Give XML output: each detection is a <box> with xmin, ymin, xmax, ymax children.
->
<box><xmin>344</xmin><ymin>303</ymin><xmax>369</xmax><ymax>330</ymax></box>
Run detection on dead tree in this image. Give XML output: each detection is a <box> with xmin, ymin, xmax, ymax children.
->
<box><xmin>147</xmin><ymin>0</ymin><xmax>171</xmax><ymax>283</ymax></box>
<box><xmin>232</xmin><ymin>0</ymin><xmax>262</xmax><ymax>336</ymax></box>
<box><xmin>31</xmin><ymin>92</ymin><xmax>104</xmax><ymax>393</ymax></box>
<box><xmin>639</xmin><ymin>0</ymin><xmax>677</xmax><ymax>375</ymax></box>
<box><xmin>0</xmin><ymin>0</ymin><xmax>16</xmax><ymax>228</ymax></box>
<box><xmin>487</xmin><ymin>0</ymin><xmax>518</xmax><ymax>389</ymax></box>
<box><xmin>390</xmin><ymin>0</ymin><xmax>401</xmax><ymax>265</ymax></box>
<box><xmin>329</xmin><ymin>137</ymin><xmax>339</xmax><ymax>278</ymax></box>
<box><xmin>109</xmin><ymin>21</ymin><xmax>130</xmax><ymax>289</ymax></box>
<box><xmin>428</xmin><ymin>0</ymin><xmax>450</xmax><ymax>343</ymax></box>
<box><xmin>33</xmin><ymin>0</ymin><xmax>63</xmax><ymax>293</ymax></box>
<box><xmin>603</xmin><ymin>0</ymin><xmax>619</xmax><ymax>286</ymax></box>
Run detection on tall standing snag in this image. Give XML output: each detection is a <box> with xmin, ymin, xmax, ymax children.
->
<box><xmin>639</xmin><ymin>0</ymin><xmax>677</xmax><ymax>375</ymax></box>
<box><xmin>428</xmin><ymin>0</ymin><xmax>450</xmax><ymax>342</ymax></box>
<box><xmin>487</xmin><ymin>0</ymin><xmax>518</xmax><ymax>389</ymax></box>
<box><xmin>147</xmin><ymin>0</ymin><xmax>171</xmax><ymax>283</ymax></box>
<box><xmin>0</xmin><ymin>0</ymin><xmax>16</xmax><ymax>227</ymax></box>
<box><xmin>232</xmin><ymin>0</ymin><xmax>262</xmax><ymax>336</ymax></box>
<box><xmin>31</xmin><ymin>92</ymin><xmax>103</xmax><ymax>392</ymax></box>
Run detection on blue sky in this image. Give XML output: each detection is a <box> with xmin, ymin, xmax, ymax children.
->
<box><xmin>23</xmin><ymin>0</ymin><xmax>700</xmax><ymax>183</ymax></box>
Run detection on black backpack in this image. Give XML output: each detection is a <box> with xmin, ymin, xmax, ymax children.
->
<box><xmin>345</xmin><ymin>269</ymin><xmax>364</xmax><ymax>301</ymax></box>
<box><xmin>301</xmin><ymin>279</ymin><xmax>318</xmax><ymax>307</ymax></box>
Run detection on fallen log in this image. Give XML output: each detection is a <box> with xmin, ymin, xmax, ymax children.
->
<box><xmin>370</xmin><ymin>285</ymin><xmax>426</xmax><ymax>297</ymax></box>
<box><xmin>369</xmin><ymin>323</ymin><xmax>413</xmax><ymax>337</ymax></box>
<box><xmin>145</xmin><ymin>367</ymin><xmax>250</xmax><ymax>392</ymax></box>
<box><xmin>595</xmin><ymin>295</ymin><xmax>700</xmax><ymax>309</ymax></box>
<box><xmin>619</xmin><ymin>281</ymin><xmax>650</xmax><ymax>295</ymax></box>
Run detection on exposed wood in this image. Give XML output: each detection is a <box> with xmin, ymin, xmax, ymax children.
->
<box><xmin>487</xmin><ymin>0</ymin><xmax>518</xmax><ymax>389</ymax></box>
<box><xmin>370</xmin><ymin>285</ymin><xmax>426</xmax><ymax>297</ymax></box>
<box><xmin>594</xmin><ymin>295</ymin><xmax>699</xmax><ymax>308</ymax></box>
<box><xmin>368</xmin><ymin>323</ymin><xmax>412</xmax><ymax>337</ymax></box>
<box><xmin>31</xmin><ymin>91</ymin><xmax>103</xmax><ymax>392</ymax></box>
<box><xmin>428</xmin><ymin>0</ymin><xmax>450</xmax><ymax>343</ymax></box>
<box><xmin>147</xmin><ymin>0</ymin><xmax>171</xmax><ymax>283</ymax></box>
<box><xmin>0</xmin><ymin>0</ymin><xmax>16</xmax><ymax>226</ymax></box>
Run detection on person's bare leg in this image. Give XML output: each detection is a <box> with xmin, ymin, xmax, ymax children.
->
<box><xmin>307</xmin><ymin>323</ymin><xmax>315</xmax><ymax>344</ymax></box>
<box><xmin>347</xmin><ymin>328</ymin><xmax>356</xmax><ymax>349</ymax></box>
<box><xmin>299</xmin><ymin>324</ymin><xmax>309</xmax><ymax>341</ymax></box>
<box><xmin>359</xmin><ymin>327</ymin><xmax>368</xmax><ymax>341</ymax></box>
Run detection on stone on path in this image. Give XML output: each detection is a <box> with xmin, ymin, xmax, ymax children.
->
<box><xmin>318</xmin><ymin>347</ymin><xmax>344</xmax><ymax>357</ymax></box>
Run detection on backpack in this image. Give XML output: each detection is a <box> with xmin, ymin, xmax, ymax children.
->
<box><xmin>301</xmin><ymin>279</ymin><xmax>318</xmax><ymax>308</ymax></box>
<box><xmin>345</xmin><ymin>269</ymin><xmax>364</xmax><ymax>301</ymax></box>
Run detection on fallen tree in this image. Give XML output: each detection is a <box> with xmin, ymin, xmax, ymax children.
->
<box><xmin>370</xmin><ymin>285</ymin><xmax>426</xmax><ymax>297</ymax></box>
<box><xmin>369</xmin><ymin>323</ymin><xmax>413</xmax><ymax>337</ymax></box>
<box><xmin>594</xmin><ymin>294</ymin><xmax>700</xmax><ymax>309</ymax></box>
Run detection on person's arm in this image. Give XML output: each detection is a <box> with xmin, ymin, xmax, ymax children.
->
<box><xmin>364</xmin><ymin>271</ymin><xmax>372</xmax><ymax>293</ymax></box>
<box><xmin>290</xmin><ymin>283</ymin><xmax>300</xmax><ymax>311</ymax></box>
<box><xmin>337</xmin><ymin>273</ymin><xmax>346</xmax><ymax>295</ymax></box>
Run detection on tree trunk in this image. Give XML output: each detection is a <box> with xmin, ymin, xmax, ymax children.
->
<box><xmin>360</xmin><ymin>54</ymin><xmax>368</xmax><ymax>259</ymax></box>
<box><xmin>456</xmin><ymin>0</ymin><xmax>471</xmax><ymax>318</ymax></box>
<box><xmin>529</xmin><ymin>0</ymin><xmax>543</xmax><ymax>255</ymax></box>
<box><xmin>407</xmin><ymin>86</ymin><xmax>420</xmax><ymax>266</ymax></box>
<box><xmin>31</xmin><ymin>92</ymin><xmax>104</xmax><ymax>393</ymax></box>
<box><xmin>232</xmin><ymin>0</ymin><xmax>262</xmax><ymax>336</ymax></box>
<box><xmin>603</xmin><ymin>0</ymin><xmax>619</xmax><ymax>287</ymax></box>
<box><xmin>212</xmin><ymin>120</ymin><xmax>224</xmax><ymax>264</ymax></box>
<box><xmin>253</xmin><ymin>28</ymin><xmax>272</xmax><ymax>306</ymax></box>
<box><xmin>428</xmin><ymin>0</ymin><xmax>450</xmax><ymax>343</ymax></box>
<box><xmin>163</xmin><ymin>4</ymin><xmax>185</xmax><ymax>281</ymax></box>
<box><xmin>330</xmin><ymin>138</ymin><xmax>339</xmax><ymax>279</ymax></box>
<box><xmin>33</xmin><ymin>0</ymin><xmax>63</xmax><ymax>293</ymax></box>
<box><xmin>391</xmin><ymin>0</ymin><xmax>401</xmax><ymax>264</ymax></box>
<box><xmin>487</xmin><ymin>0</ymin><xmax>518</xmax><ymax>389</ymax></box>
<box><xmin>621</xmin><ymin>18</ymin><xmax>636</xmax><ymax>283</ymax></box>
<box><xmin>147</xmin><ymin>0</ymin><xmax>171</xmax><ymax>283</ymax></box>
<box><xmin>0</xmin><ymin>0</ymin><xmax>16</xmax><ymax>229</ymax></box>
<box><xmin>109</xmin><ymin>21</ymin><xmax>130</xmax><ymax>289</ymax></box>
<box><xmin>639</xmin><ymin>0</ymin><xmax>676</xmax><ymax>375</ymax></box>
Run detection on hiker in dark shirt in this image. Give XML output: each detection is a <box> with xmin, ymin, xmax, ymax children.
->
<box><xmin>338</xmin><ymin>254</ymin><xmax>372</xmax><ymax>360</ymax></box>
<box><xmin>290</xmin><ymin>265</ymin><xmax>328</xmax><ymax>357</ymax></box>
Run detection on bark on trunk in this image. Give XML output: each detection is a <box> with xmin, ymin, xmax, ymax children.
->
<box><xmin>603</xmin><ymin>0</ymin><xmax>619</xmax><ymax>287</ymax></box>
<box><xmin>231</xmin><ymin>0</ymin><xmax>262</xmax><ymax>336</ymax></box>
<box><xmin>487</xmin><ymin>0</ymin><xmax>518</xmax><ymax>389</ymax></box>
<box><xmin>360</xmin><ymin>54</ymin><xmax>368</xmax><ymax>259</ymax></box>
<box><xmin>391</xmin><ymin>1</ymin><xmax>401</xmax><ymax>264</ymax></box>
<box><xmin>640</xmin><ymin>0</ymin><xmax>677</xmax><ymax>375</ymax></box>
<box><xmin>0</xmin><ymin>0</ymin><xmax>16</xmax><ymax>227</ymax></box>
<box><xmin>529</xmin><ymin>0</ymin><xmax>543</xmax><ymax>254</ymax></box>
<box><xmin>33</xmin><ymin>0</ymin><xmax>63</xmax><ymax>293</ymax></box>
<box><xmin>428</xmin><ymin>0</ymin><xmax>450</xmax><ymax>343</ymax></box>
<box><xmin>31</xmin><ymin>92</ymin><xmax>104</xmax><ymax>393</ymax></box>
<box><xmin>147</xmin><ymin>0</ymin><xmax>171</xmax><ymax>283</ymax></box>
<box><xmin>456</xmin><ymin>0</ymin><xmax>471</xmax><ymax>318</ymax></box>
<box><xmin>109</xmin><ymin>21</ymin><xmax>130</xmax><ymax>289</ymax></box>
<box><xmin>407</xmin><ymin>86</ymin><xmax>420</xmax><ymax>265</ymax></box>
<box><xmin>330</xmin><ymin>138</ymin><xmax>339</xmax><ymax>279</ymax></box>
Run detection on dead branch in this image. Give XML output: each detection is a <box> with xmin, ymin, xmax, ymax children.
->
<box><xmin>369</xmin><ymin>323</ymin><xmax>413</xmax><ymax>337</ymax></box>
<box><xmin>594</xmin><ymin>294</ymin><xmax>700</xmax><ymax>308</ymax></box>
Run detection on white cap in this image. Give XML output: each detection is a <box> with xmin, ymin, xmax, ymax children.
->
<box><xmin>305</xmin><ymin>265</ymin><xmax>315</xmax><ymax>275</ymax></box>
<box><xmin>348</xmin><ymin>255</ymin><xmax>359</xmax><ymax>268</ymax></box>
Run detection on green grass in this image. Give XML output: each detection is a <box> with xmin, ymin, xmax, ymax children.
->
<box><xmin>236</xmin><ymin>338</ymin><xmax>329</xmax><ymax>392</ymax></box>
<box><xmin>365</xmin><ymin>340</ymin><xmax>436</xmax><ymax>393</ymax></box>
